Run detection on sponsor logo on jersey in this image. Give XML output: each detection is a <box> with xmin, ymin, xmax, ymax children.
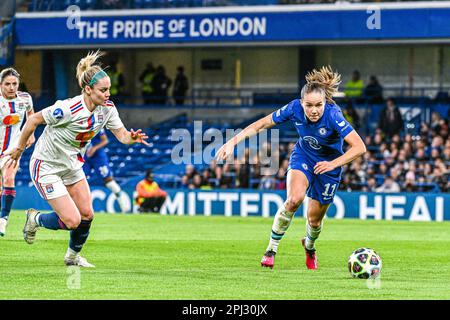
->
<box><xmin>302</xmin><ymin>163</ymin><xmax>308</xmax><ymax>171</ymax></box>
<box><xmin>45</xmin><ymin>184</ymin><xmax>54</xmax><ymax>193</ymax></box>
<box><xmin>302</xmin><ymin>136</ymin><xmax>322</xmax><ymax>150</ymax></box>
<box><xmin>53</xmin><ymin>108</ymin><xmax>64</xmax><ymax>120</ymax></box>
<box><xmin>2</xmin><ymin>114</ymin><xmax>20</xmax><ymax>126</ymax></box>
<box><xmin>336</xmin><ymin>120</ymin><xmax>346</xmax><ymax>127</ymax></box>
<box><xmin>75</xmin><ymin>131</ymin><xmax>96</xmax><ymax>142</ymax></box>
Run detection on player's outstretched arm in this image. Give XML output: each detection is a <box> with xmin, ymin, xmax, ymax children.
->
<box><xmin>25</xmin><ymin>109</ymin><xmax>36</xmax><ymax>149</ymax></box>
<box><xmin>314</xmin><ymin>130</ymin><xmax>366</xmax><ymax>175</ymax></box>
<box><xmin>216</xmin><ymin>113</ymin><xmax>275</xmax><ymax>161</ymax></box>
<box><xmin>110</xmin><ymin>126</ymin><xmax>150</xmax><ymax>146</ymax></box>
<box><xmin>5</xmin><ymin>112</ymin><xmax>46</xmax><ymax>166</ymax></box>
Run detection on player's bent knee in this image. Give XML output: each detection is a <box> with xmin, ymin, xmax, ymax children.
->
<box><xmin>308</xmin><ymin>216</ymin><xmax>322</xmax><ymax>228</ymax></box>
<box><xmin>285</xmin><ymin>193</ymin><xmax>305</xmax><ymax>211</ymax></box>
<box><xmin>64</xmin><ymin>216</ymin><xmax>82</xmax><ymax>230</ymax></box>
<box><xmin>80</xmin><ymin>209</ymin><xmax>94</xmax><ymax>221</ymax></box>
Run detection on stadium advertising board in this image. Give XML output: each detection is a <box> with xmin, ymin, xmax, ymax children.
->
<box><xmin>15</xmin><ymin>187</ymin><xmax>450</xmax><ymax>221</ymax></box>
<box><xmin>14</xmin><ymin>4</ymin><xmax>450</xmax><ymax>47</ymax></box>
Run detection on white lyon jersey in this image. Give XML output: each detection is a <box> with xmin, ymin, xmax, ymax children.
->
<box><xmin>0</xmin><ymin>91</ymin><xmax>33</xmax><ymax>155</ymax></box>
<box><xmin>33</xmin><ymin>95</ymin><xmax>124</xmax><ymax>171</ymax></box>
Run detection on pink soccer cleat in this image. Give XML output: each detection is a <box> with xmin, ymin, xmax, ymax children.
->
<box><xmin>261</xmin><ymin>250</ymin><xmax>276</xmax><ymax>269</ymax></box>
<box><xmin>301</xmin><ymin>238</ymin><xmax>318</xmax><ymax>270</ymax></box>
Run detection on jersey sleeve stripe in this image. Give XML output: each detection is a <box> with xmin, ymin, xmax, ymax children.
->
<box><xmin>71</xmin><ymin>103</ymin><xmax>83</xmax><ymax>115</ymax></box>
<box><xmin>69</xmin><ymin>100</ymin><xmax>82</xmax><ymax>109</ymax></box>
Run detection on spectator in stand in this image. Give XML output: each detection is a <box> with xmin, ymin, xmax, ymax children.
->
<box><xmin>95</xmin><ymin>0</ymin><xmax>125</xmax><ymax>9</ymax></box>
<box><xmin>108</xmin><ymin>62</ymin><xmax>125</xmax><ymax>104</ymax></box>
<box><xmin>179</xmin><ymin>175</ymin><xmax>190</xmax><ymax>189</ymax></box>
<box><xmin>344</xmin><ymin>70</ymin><xmax>364</xmax><ymax>101</ymax></box>
<box><xmin>364</xmin><ymin>75</ymin><xmax>383</xmax><ymax>104</ymax></box>
<box><xmin>375</xmin><ymin>176</ymin><xmax>401</xmax><ymax>193</ymax></box>
<box><xmin>173</xmin><ymin>66</ymin><xmax>189</xmax><ymax>106</ymax></box>
<box><xmin>151</xmin><ymin>65</ymin><xmax>172</xmax><ymax>105</ymax></box>
<box><xmin>139</xmin><ymin>63</ymin><xmax>155</xmax><ymax>104</ymax></box>
<box><xmin>342</xmin><ymin>99</ymin><xmax>361</xmax><ymax>130</ymax></box>
<box><xmin>444</xmin><ymin>145</ymin><xmax>450</xmax><ymax>161</ymax></box>
<box><xmin>200</xmin><ymin>169</ymin><xmax>213</xmax><ymax>190</ymax></box>
<box><xmin>364</xmin><ymin>177</ymin><xmax>378</xmax><ymax>192</ymax></box>
<box><xmin>136</xmin><ymin>170</ymin><xmax>167</xmax><ymax>213</ymax></box>
<box><xmin>378</xmin><ymin>98</ymin><xmax>404</xmax><ymax>139</ymax></box>
<box><xmin>188</xmin><ymin>174</ymin><xmax>203</xmax><ymax>189</ymax></box>
<box><xmin>184</xmin><ymin>164</ymin><xmax>197</xmax><ymax>181</ymax></box>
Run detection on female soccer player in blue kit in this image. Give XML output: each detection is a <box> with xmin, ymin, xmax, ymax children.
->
<box><xmin>216</xmin><ymin>67</ymin><xmax>366</xmax><ymax>270</ymax></box>
<box><xmin>84</xmin><ymin>129</ymin><xmax>128</xmax><ymax>212</ymax></box>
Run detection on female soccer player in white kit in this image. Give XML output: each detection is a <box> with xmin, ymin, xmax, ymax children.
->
<box><xmin>7</xmin><ymin>52</ymin><xmax>150</xmax><ymax>267</ymax></box>
<box><xmin>0</xmin><ymin>68</ymin><xmax>35</xmax><ymax>236</ymax></box>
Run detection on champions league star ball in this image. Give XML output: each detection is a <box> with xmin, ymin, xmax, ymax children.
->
<box><xmin>348</xmin><ymin>248</ymin><xmax>382</xmax><ymax>279</ymax></box>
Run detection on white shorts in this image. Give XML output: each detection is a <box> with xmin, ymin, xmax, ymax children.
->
<box><xmin>29</xmin><ymin>158</ymin><xmax>86</xmax><ymax>200</ymax></box>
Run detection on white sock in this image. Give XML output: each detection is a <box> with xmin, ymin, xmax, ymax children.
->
<box><xmin>266</xmin><ymin>205</ymin><xmax>295</xmax><ymax>253</ymax></box>
<box><xmin>304</xmin><ymin>222</ymin><xmax>322</xmax><ymax>250</ymax></box>
<box><xmin>105</xmin><ymin>180</ymin><xmax>122</xmax><ymax>195</ymax></box>
<box><xmin>34</xmin><ymin>213</ymin><xmax>41</xmax><ymax>226</ymax></box>
<box><xmin>66</xmin><ymin>247</ymin><xmax>78</xmax><ymax>258</ymax></box>
<box><xmin>266</xmin><ymin>238</ymin><xmax>280</xmax><ymax>253</ymax></box>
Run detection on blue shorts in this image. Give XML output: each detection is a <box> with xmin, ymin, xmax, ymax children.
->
<box><xmin>83</xmin><ymin>151</ymin><xmax>113</xmax><ymax>180</ymax></box>
<box><xmin>288</xmin><ymin>147</ymin><xmax>341</xmax><ymax>205</ymax></box>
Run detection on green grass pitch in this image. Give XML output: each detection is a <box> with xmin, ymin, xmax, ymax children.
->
<box><xmin>1</xmin><ymin>210</ymin><xmax>449</xmax><ymax>300</ymax></box>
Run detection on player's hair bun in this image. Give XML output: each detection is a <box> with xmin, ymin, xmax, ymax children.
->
<box><xmin>76</xmin><ymin>50</ymin><xmax>105</xmax><ymax>89</ymax></box>
<box><xmin>305</xmin><ymin>66</ymin><xmax>341</xmax><ymax>103</ymax></box>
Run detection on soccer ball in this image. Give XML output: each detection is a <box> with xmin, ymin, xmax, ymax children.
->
<box><xmin>348</xmin><ymin>248</ymin><xmax>382</xmax><ymax>279</ymax></box>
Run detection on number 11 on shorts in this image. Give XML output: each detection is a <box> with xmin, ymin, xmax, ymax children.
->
<box><xmin>322</xmin><ymin>183</ymin><xmax>337</xmax><ymax>197</ymax></box>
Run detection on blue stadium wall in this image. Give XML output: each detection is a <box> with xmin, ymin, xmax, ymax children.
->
<box><xmin>15</xmin><ymin>186</ymin><xmax>450</xmax><ymax>222</ymax></box>
<box><xmin>14</xmin><ymin>3</ymin><xmax>450</xmax><ymax>47</ymax></box>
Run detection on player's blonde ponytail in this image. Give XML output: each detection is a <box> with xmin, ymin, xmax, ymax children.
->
<box><xmin>302</xmin><ymin>66</ymin><xmax>342</xmax><ymax>104</ymax></box>
<box><xmin>76</xmin><ymin>50</ymin><xmax>105</xmax><ymax>90</ymax></box>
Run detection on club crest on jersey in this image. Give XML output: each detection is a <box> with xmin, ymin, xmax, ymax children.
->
<box><xmin>45</xmin><ymin>184</ymin><xmax>54</xmax><ymax>193</ymax></box>
<box><xmin>98</xmin><ymin>114</ymin><xmax>104</xmax><ymax>123</ymax></box>
<box><xmin>318</xmin><ymin>127</ymin><xmax>327</xmax><ymax>136</ymax></box>
<box><xmin>302</xmin><ymin>163</ymin><xmax>308</xmax><ymax>171</ymax></box>
<box><xmin>53</xmin><ymin>108</ymin><xmax>64</xmax><ymax>120</ymax></box>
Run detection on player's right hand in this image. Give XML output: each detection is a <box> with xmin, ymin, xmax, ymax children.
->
<box><xmin>215</xmin><ymin>142</ymin><xmax>235</xmax><ymax>162</ymax></box>
<box><xmin>3</xmin><ymin>147</ymin><xmax>24</xmax><ymax>168</ymax></box>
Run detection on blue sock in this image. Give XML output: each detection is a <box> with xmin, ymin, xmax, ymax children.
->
<box><xmin>0</xmin><ymin>187</ymin><xmax>16</xmax><ymax>221</ymax></box>
<box><xmin>69</xmin><ymin>220</ymin><xmax>92</xmax><ymax>253</ymax></box>
<box><xmin>37</xmin><ymin>212</ymin><xmax>69</xmax><ymax>230</ymax></box>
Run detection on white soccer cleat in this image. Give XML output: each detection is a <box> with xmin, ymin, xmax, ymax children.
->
<box><xmin>23</xmin><ymin>208</ymin><xmax>40</xmax><ymax>244</ymax></box>
<box><xmin>0</xmin><ymin>218</ymin><xmax>8</xmax><ymax>237</ymax></box>
<box><xmin>64</xmin><ymin>254</ymin><xmax>96</xmax><ymax>268</ymax></box>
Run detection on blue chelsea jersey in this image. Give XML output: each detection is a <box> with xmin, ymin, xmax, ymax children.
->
<box><xmin>90</xmin><ymin>129</ymin><xmax>106</xmax><ymax>147</ymax></box>
<box><xmin>272</xmin><ymin>99</ymin><xmax>354</xmax><ymax>162</ymax></box>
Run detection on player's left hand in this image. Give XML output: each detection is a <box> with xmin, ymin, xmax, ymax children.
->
<box><xmin>25</xmin><ymin>135</ymin><xmax>36</xmax><ymax>149</ymax></box>
<box><xmin>314</xmin><ymin>161</ymin><xmax>336</xmax><ymax>175</ymax></box>
<box><xmin>86</xmin><ymin>147</ymin><xmax>96</xmax><ymax>158</ymax></box>
<box><xmin>130</xmin><ymin>128</ymin><xmax>150</xmax><ymax>146</ymax></box>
